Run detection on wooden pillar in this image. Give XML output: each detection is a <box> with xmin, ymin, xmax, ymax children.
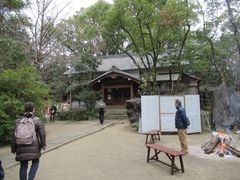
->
<box><xmin>130</xmin><ymin>82</ymin><xmax>134</xmax><ymax>99</ymax></box>
<box><xmin>69</xmin><ymin>91</ymin><xmax>72</xmax><ymax>109</ymax></box>
<box><xmin>101</xmin><ymin>84</ymin><xmax>105</xmax><ymax>102</ymax></box>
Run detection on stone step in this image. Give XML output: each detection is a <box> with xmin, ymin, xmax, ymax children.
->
<box><xmin>107</xmin><ymin>105</ymin><xmax>126</xmax><ymax>109</ymax></box>
<box><xmin>105</xmin><ymin>112</ymin><xmax>127</xmax><ymax>115</ymax></box>
<box><xmin>106</xmin><ymin>109</ymin><xmax>127</xmax><ymax>114</ymax></box>
<box><xmin>104</xmin><ymin>107</ymin><xmax>128</xmax><ymax>120</ymax></box>
<box><xmin>105</xmin><ymin>115</ymin><xmax>128</xmax><ymax>120</ymax></box>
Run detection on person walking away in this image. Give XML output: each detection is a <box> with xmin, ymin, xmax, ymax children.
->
<box><xmin>175</xmin><ymin>99</ymin><xmax>190</xmax><ymax>154</ymax></box>
<box><xmin>97</xmin><ymin>100</ymin><xmax>106</xmax><ymax>125</ymax></box>
<box><xmin>0</xmin><ymin>161</ymin><xmax>4</xmax><ymax>180</ymax></box>
<box><xmin>49</xmin><ymin>104</ymin><xmax>57</xmax><ymax>122</ymax></box>
<box><xmin>11</xmin><ymin>102</ymin><xmax>46</xmax><ymax>180</ymax></box>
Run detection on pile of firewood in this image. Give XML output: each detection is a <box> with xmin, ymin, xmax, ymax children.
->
<box><xmin>201</xmin><ymin>132</ymin><xmax>240</xmax><ymax>158</ymax></box>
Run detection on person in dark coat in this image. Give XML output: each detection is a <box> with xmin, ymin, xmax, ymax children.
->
<box><xmin>0</xmin><ymin>160</ymin><xmax>4</xmax><ymax>180</ymax></box>
<box><xmin>175</xmin><ymin>99</ymin><xmax>189</xmax><ymax>154</ymax></box>
<box><xmin>96</xmin><ymin>99</ymin><xmax>106</xmax><ymax>125</ymax></box>
<box><xmin>49</xmin><ymin>104</ymin><xmax>57</xmax><ymax>122</ymax></box>
<box><xmin>11</xmin><ymin>102</ymin><xmax>46</xmax><ymax>180</ymax></box>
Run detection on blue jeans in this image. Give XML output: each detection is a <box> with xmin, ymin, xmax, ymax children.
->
<box><xmin>20</xmin><ymin>159</ymin><xmax>39</xmax><ymax>180</ymax></box>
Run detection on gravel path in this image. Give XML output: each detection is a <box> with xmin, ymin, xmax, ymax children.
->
<box><xmin>5</xmin><ymin>123</ymin><xmax>240</xmax><ymax>180</ymax></box>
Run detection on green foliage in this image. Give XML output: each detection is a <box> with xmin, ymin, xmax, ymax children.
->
<box><xmin>56</xmin><ymin>109</ymin><xmax>88</xmax><ymax>121</ymax></box>
<box><xmin>0</xmin><ymin>0</ymin><xmax>25</xmax><ymax>12</ymax></box>
<box><xmin>0</xmin><ymin>37</ymin><xmax>27</xmax><ymax>71</ymax></box>
<box><xmin>102</xmin><ymin>0</ymin><xmax>197</xmax><ymax>94</ymax></box>
<box><xmin>0</xmin><ymin>65</ymin><xmax>49</xmax><ymax>107</ymax></box>
<box><xmin>57</xmin><ymin>0</ymin><xmax>118</xmax><ymax>57</ymax></box>
<box><xmin>0</xmin><ymin>65</ymin><xmax>49</xmax><ymax>144</ymax></box>
<box><xmin>76</xmin><ymin>89</ymin><xmax>97</xmax><ymax>110</ymax></box>
<box><xmin>0</xmin><ymin>95</ymin><xmax>23</xmax><ymax>144</ymax></box>
<box><xmin>131</xmin><ymin>121</ymin><xmax>139</xmax><ymax>131</ymax></box>
<box><xmin>41</xmin><ymin>58</ymin><xmax>69</xmax><ymax>102</ymax></box>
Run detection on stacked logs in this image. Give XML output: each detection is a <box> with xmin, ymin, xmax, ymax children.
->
<box><xmin>201</xmin><ymin>132</ymin><xmax>240</xmax><ymax>158</ymax></box>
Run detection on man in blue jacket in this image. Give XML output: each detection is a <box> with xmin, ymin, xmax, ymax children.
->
<box><xmin>175</xmin><ymin>99</ymin><xmax>190</xmax><ymax>154</ymax></box>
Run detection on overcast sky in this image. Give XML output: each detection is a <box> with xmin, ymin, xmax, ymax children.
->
<box><xmin>37</xmin><ymin>0</ymin><xmax>113</xmax><ymax>20</ymax></box>
<box><xmin>61</xmin><ymin>0</ymin><xmax>113</xmax><ymax>17</ymax></box>
<box><xmin>24</xmin><ymin>0</ymin><xmax>113</xmax><ymax>22</ymax></box>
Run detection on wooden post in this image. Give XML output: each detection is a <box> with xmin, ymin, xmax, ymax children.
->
<box><xmin>102</xmin><ymin>84</ymin><xmax>104</xmax><ymax>102</ymax></box>
<box><xmin>69</xmin><ymin>91</ymin><xmax>72</xmax><ymax>108</ymax></box>
<box><xmin>130</xmin><ymin>82</ymin><xmax>134</xmax><ymax>99</ymax></box>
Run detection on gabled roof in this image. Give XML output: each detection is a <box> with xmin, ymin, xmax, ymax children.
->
<box><xmin>182</xmin><ymin>73</ymin><xmax>201</xmax><ymax>83</ymax></box>
<box><xmin>64</xmin><ymin>53</ymin><xmax>160</xmax><ymax>75</ymax></box>
<box><xmin>97</xmin><ymin>54</ymin><xmax>142</xmax><ymax>72</ymax></box>
<box><xmin>90</xmin><ymin>66</ymin><xmax>141</xmax><ymax>85</ymax></box>
<box><xmin>64</xmin><ymin>53</ymin><xmax>190</xmax><ymax>75</ymax></box>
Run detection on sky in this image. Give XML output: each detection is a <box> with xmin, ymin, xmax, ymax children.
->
<box><xmin>40</xmin><ymin>0</ymin><xmax>113</xmax><ymax>20</ymax></box>
<box><xmin>59</xmin><ymin>0</ymin><xmax>113</xmax><ymax>18</ymax></box>
<box><xmin>24</xmin><ymin>0</ymin><xmax>113</xmax><ymax>23</ymax></box>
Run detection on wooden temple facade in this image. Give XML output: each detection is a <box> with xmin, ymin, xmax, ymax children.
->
<box><xmin>64</xmin><ymin>54</ymin><xmax>201</xmax><ymax>106</ymax></box>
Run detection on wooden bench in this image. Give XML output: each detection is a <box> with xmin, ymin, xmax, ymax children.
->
<box><xmin>146</xmin><ymin>143</ymin><xmax>185</xmax><ymax>175</ymax></box>
<box><xmin>143</xmin><ymin>130</ymin><xmax>161</xmax><ymax>144</ymax></box>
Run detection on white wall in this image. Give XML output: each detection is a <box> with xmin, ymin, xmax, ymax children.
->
<box><xmin>140</xmin><ymin>96</ymin><xmax>160</xmax><ymax>133</ymax></box>
<box><xmin>140</xmin><ymin>95</ymin><xmax>202</xmax><ymax>133</ymax></box>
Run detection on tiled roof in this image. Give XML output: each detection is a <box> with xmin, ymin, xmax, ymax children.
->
<box><xmin>97</xmin><ymin>54</ymin><xmax>142</xmax><ymax>72</ymax></box>
<box><xmin>64</xmin><ymin>54</ymin><xmax>150</xmax><ymax>75</ymax></box>
<box><xmin>64</xmin><ymin>53</ymin><xmax>189</xmax><ymax>75</ymax></box>
<box><xmin>90</xmin><ymin>66</ymin><xmax>141</xmax><ymax>85</ymax></box>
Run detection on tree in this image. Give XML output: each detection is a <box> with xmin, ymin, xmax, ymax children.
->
<box><xmin>0</xmin><ymin>0</ymin><xmax>30</xmax><ymax>71</ymax></box>
<box><xmin>40</xmin><ymin>55</ymin><xmax>69</xmax><ymax>102</ymax></box>
<box><xmin>193</xmin><ymin>0</ymin><xmax>230</xmax><ymax>85</ymax></box>
<box><xmin>103</xmin><ymin>0</ymin><xmax>197</xmax><ymax>94</ymax></box>
<box><xmin>28</xmin><ymin>0</ymin><xmax>69</xmax><ymax>67</ymax></box>
<box><xmin>0</xmin><ymin>0</ymin><xmax>49</xmax><ymax>144</ymax></box>
<box><xmin>0</xmin><ymin>65</ymin><xmax>49</xmax><ymax>143</ymax></box>
<box><xmin>57</xmin><ymin>0</ymin><xmax>118</xmax><ymax>56</ymax></box>
<box><xmin>0</xmin><ymin>0</ymin><xmax>25</xmax><ymax>23</ymax></box>
<box><xmin>225</xmin><ymin>0</ymin><xmax>240</xmax><ymax>57</ymax></box>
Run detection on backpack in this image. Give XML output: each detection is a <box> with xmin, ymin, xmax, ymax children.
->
<box><xmin>0</xmin><ymin>161</ymin><xmax>4</xmax><ymax>180</ymax></box>
<box><xmin>14</xmin><ymin>117</ymin><xmax>36</xmax><ymax>145</ymax></box>
<box><xmin>186</xmin><ymin>116</ymin><xmax>190</xmax><ymax>127</ymax></box>
<box><xmin>99</xmin><ymin>102</ymin><xmax>106</xmax><ymax>109</ymax></box>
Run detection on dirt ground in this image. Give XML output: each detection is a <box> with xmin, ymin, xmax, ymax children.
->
<box><xmin>5</xmin><ymin>123</ymin><xmax>240</xmax><ymax>180</ymax></box>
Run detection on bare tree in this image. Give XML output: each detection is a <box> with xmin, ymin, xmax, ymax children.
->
<box><xmin>29</xmin><ymin>0</ymin><xmax>69</xmax><ymax>68</ymax></box>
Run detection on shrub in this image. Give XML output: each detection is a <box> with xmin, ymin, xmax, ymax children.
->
<box><xmin>56</xmin><ymin>110</ymin><xmax>89</xmax><ymax>121</ymax></box>
<box><xmin>131</xmin><ymin>121</ymin><xmax>139</xmax><ymax>131</ymax></box>
<box><xmin>0</xmin><ymin>65</ymin><xmax>49</xmax><ymax>144</ymax></box>
<box><xmin>0</xmin><ymin>95</ymin><xmax>23</xmax><ymax>144</ymax></box>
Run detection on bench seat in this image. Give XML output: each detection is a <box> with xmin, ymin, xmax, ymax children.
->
<box><xmin>146</xmin><ymin>143</ymin><xmax>185</xmax><ymax>175</ymax></box>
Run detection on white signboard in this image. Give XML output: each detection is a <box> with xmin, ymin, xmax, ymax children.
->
<box><xmin>140</xmin><ymin>95</ymin><xmax>201</xmax><ymax>133</ymax></box>
<box><xmin>140</xmin><ymin>96</ymin><xmax>160</xmax><ymax>133</ymax></box>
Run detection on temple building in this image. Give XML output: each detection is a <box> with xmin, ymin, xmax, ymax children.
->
<box><xmin>64</xmin><ymin>54</ymin><xmax>201</xmax><ymax>106</ymax></box>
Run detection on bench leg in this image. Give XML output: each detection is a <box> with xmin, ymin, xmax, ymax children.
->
<box><xmin>154</xmin><ymin>149</ymin><xmax>159</xmax><ymax>160</ymax></box>
<box><xmin>145</xmin><ymin>135</ymin><xmax>149</xmax><ymax>144</ymax></box>
<box><xmin>150</xmin><ymin>135</ymin><xmax>155</xmax><ymax>143</ymax></box>
<box><xmin>171</xmin><ymin>156</ymin><xmax>175</xmax><ymax>175</ymax></box>
<box><xmin>147</xmin><ymin>147</ymin><xmax>150</xmax><ymax>163</ymax></box>
<box><xmin>179</xmin><ymin>156</ymin><xmax>185</xmax><ymax>173</ymax></box>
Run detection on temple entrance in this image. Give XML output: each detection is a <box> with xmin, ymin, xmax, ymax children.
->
<box><xmin>104</xmin><ymin>87</ymin><xmax>131</xmax><ymax>105</ymax></box>
<box><xmin>90</xmin><ymin>67</ymin><xmax>141</xmax><ymax>106</ymax></box>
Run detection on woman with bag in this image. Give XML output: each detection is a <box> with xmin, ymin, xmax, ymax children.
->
<box><xmin>11</xmin><ymin>102</ymin><xmax>46</xmax><ymax>180</ymax></box>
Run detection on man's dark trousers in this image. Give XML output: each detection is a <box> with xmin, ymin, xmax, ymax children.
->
<box><xmin>99</xmin><ymin>109</ymin><xmax>105</xmax><ymax>124</ymax></box>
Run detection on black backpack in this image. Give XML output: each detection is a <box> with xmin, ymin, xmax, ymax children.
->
<box><xmin>0</xmin><ymin>161</ymin><xmax>4</xmax><ymax>180</ymax></box>
<box><xmin>186</xmin><ymin>116</ymin><xmax>190</xmax><ymax>127</ymax></box>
